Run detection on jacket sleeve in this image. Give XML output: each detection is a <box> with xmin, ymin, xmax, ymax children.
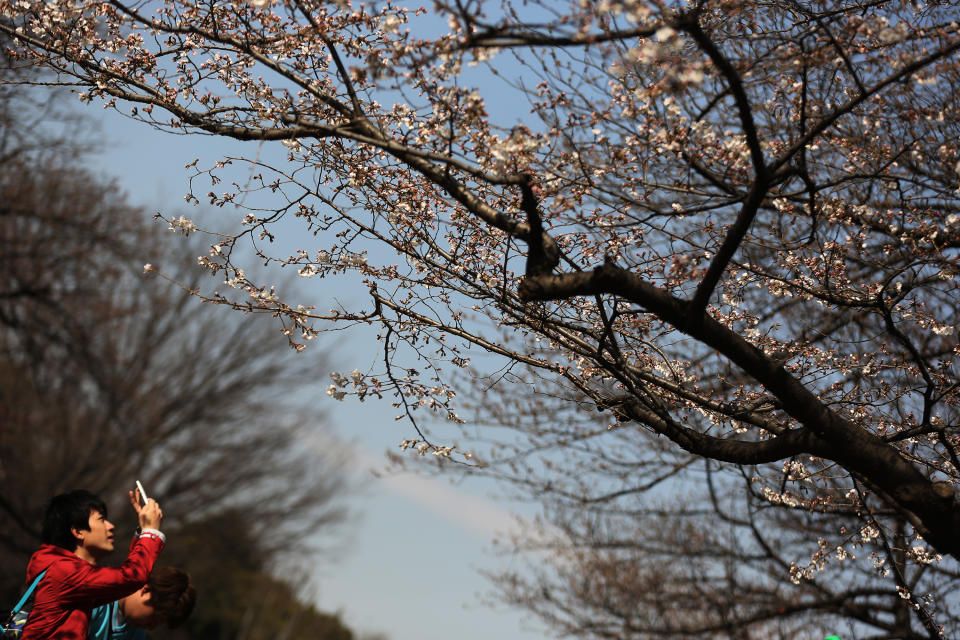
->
<box><xmin>56</xmin><ymin>535</ymin><xmax>165</xmax><ymax>608</ymax></box>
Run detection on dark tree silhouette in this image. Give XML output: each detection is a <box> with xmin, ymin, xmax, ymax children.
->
<box><xmin>0</xmin><ymin>54</ymin><xmax>355</xmax><ymax>640</ymax></box>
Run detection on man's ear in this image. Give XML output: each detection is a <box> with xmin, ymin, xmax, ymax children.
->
<box><xmin>69</xmin><ymin>528</ymin><xmax>86</xmax><ymax>554</ymax></box>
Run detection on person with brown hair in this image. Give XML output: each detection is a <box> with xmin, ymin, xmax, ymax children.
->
<box><xmin>87</xmin><ymin>566</ymin><xmax>196</xmax><ymax>640</ymax></box>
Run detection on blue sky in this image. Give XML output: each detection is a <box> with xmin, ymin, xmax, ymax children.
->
<box><xmin>84</xmin><ymin>101</ymin><xmax>553</xmax><ymax>640</ymax></box>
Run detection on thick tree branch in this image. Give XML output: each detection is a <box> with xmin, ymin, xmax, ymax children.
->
<box><xmin>618</xmin><ymin>398</ymin><xmax>815</xmax><ymax>464</ymax></box>
<box><xmin>519</xmin><ymin>263</ymin><xmax>960</xmax><ymax>557</ymax></box>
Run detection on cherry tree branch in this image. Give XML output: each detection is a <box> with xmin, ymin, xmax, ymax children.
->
<box><xmin>518</xmin><ymin>262</ymin><xmax>960</xmax><ymax>556</ymax></box>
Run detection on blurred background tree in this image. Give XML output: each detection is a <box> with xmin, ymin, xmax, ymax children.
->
<box><xmin>155</xmin><ymin>510</ymin><xmax>356</xmax><ymax>640</ymax></box>
<box><xmin>0</xmin><ymin>49</ymin><xmax>359</xmax><ymax>640</ymax></box>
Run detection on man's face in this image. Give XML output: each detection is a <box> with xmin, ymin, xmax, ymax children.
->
<box><xmin>75</xmin><ymin>509</ymin><xmax>115</xmax><ymax>559</ymax></box>
<box><xmin>123</xmin><ymin>587</ymin><xmax>161</xmax><ymax>629</ymax></box>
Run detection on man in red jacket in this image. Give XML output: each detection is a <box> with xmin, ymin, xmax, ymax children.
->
<box><xmin>21</xmin><ymin>489</ymin><xmax>165</xmax><ymax>640</ymax></box>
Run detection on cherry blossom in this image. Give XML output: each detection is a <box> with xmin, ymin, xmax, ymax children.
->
<box><xmin>4</xmin><ymin>1</ymin><xmax>960</xmax><ymax>635</ymax></box>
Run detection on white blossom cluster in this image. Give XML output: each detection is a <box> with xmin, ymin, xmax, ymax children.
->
<box><xmin>168</xmin><ymin>215</ymin><xmax>197</xmax><ymax>235</ymax></box>
<box><xmin>327</xmin><ymin>369</ymin><xmax>365</xmax><ymax>401</ymax></box>
<box><xmin>398</xmin><ymin>438</ymin><xmax>455</xmax><ymax>457</ymax></box>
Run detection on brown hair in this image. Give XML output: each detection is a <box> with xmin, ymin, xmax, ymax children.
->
<box><xmin>147</xmin><ymin>566</ymin><xmax>197</xmax><ymax>628</ymax></box>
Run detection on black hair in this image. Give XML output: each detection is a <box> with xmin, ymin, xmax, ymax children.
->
<box><xmin>40</xmin><ymin>490</ymin><xmax>108</xmax><ymax>550</ymax></box>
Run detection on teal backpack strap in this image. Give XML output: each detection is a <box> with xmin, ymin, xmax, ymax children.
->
<box><xmin>3</xmin><ymin>569</ymin><xmax>47</xmax><ymax>638</ymax></box>
<box><xmin>88</xmin><ymin>601</ymin><xmax>112</xmax><ymax>640</ymax></box>
<box><xmin>11</xmin><ymin>571</ymin><xmax>46</xmax><ymax>613</ymax></box>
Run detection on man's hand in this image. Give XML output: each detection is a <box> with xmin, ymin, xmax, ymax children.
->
<box><xmin>128</xmin><ymin>490</ymin><xmax>163</xmax><ymax>530</ymax></box>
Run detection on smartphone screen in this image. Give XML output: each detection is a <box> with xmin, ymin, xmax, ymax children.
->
<box><xmin>135</xmin><ymin>480</ymin><xmax>149</xmax><ymax>505</ymax></box>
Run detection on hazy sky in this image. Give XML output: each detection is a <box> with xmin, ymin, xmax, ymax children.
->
<box><xmin>84</xmin><ymin>100</ymin><xmax>553</xmax><ymax>640</ymax></box>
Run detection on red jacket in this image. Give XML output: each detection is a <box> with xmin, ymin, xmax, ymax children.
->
<box><xmin>20</xmin><ymin>533</ymin><xmax>164</xmax><ymax>640</ymax></box>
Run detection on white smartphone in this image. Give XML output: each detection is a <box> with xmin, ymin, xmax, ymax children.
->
<box><xmin>135</xmin><ymin>480</ymin><xmax>149</xmax><ymax>505</ymax></box>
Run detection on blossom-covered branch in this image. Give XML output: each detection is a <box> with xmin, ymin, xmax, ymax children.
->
<box><xmin>5</xmin><ymin>0</ymin><xmax>960</xmax><ymax>635</ymax></box>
